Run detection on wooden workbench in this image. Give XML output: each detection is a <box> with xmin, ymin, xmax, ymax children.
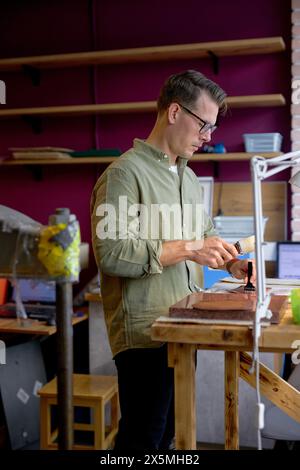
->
<box><xmin>151</xmin><ymin>306</ymin><xmax>300</xmax><ymax>450</ymax></box>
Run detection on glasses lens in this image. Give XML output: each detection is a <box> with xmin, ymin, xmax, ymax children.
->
<box><xmin>180</xmin><ymin>104</ymin><xmax>217</xmax><ymax>134</ymax></box>
<box><xmin>200</xmin><ymin>123</ymin><xmax>217</xmax><ymax>134</ymax></box>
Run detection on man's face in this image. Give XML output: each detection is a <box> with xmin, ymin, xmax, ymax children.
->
<box><xmin>170</xmin><ymin>92</ymin><xmax>220</xmax><ymax>159</ymax></box>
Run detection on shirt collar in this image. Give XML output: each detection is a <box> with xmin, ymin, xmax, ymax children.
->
<box><xmin>133</xmin><ymin>138</ymin><xmax>188</xmax><ymax>169</ymax></box>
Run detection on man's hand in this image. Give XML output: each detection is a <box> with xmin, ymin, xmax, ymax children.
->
<box><xmin>228</xmin><ymin>259</ymin><xmax>256</xmax><ymax>283</ymax></box>
<box><xmin>186</xmin><ymin>236</ymin><xmax>239</xmax><ymax>268</ymax></box>
<box><xmin>159</xmin><ymin>237</ymin><xmax>238</xmax><ymax>268</ymax></box>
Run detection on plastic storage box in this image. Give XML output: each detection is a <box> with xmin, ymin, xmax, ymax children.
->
<box><xmin>243</xmin><ymin>133</ymin><xmax>283</xmax><ymax>152</ymax></box>
<box><xmin>213</xmin><ymin>215</ymin><xmax>268</xmax><ymax>240</ymax></box>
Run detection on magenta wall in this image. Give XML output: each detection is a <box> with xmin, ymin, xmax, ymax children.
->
<box><xmin>0</xmin><ymin>0</ymin><xmax>292</xmax><ymax>283</ymax></box>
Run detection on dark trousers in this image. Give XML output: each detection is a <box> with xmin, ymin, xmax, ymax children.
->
<box><xmin>113</xmin><ymin>344</ymin><xmax>175</xmax><ymax>451</ymax></box>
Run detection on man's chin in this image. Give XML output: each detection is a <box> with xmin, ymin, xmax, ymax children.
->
<box><xmin>190</xmin><ymin>147</ymin><xmax>200</xmax><ymax>158</ymax></box>
<box><xmin>180</xmin><ymin>147</ymin><xmax>199</xmax><ymax>159</ymax></box>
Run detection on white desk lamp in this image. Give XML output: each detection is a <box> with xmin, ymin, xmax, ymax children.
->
<box><xmin>250</xmin><ymin>150</ymin><xmax>300</xmax><ymax>449</ymax></box>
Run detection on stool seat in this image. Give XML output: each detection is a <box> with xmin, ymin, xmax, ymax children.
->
<box><xmin>39</xmin><ymin>374</ymin><xmax>119</xmax><ymax>450</ymax></box>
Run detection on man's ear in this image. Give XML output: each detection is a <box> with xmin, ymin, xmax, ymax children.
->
<box><xmin>168</xmin><ymin>103</ymin><xmax>180</xmax><ymax>124</ymax></box>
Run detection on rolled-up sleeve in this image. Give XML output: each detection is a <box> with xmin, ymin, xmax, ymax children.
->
<box><xmin>91</xmin><ymin>166</ymin><xmax>163</xmax><ymax>278</ymax></box>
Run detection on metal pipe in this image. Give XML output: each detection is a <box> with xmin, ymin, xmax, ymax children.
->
<box><xmin>55</xmin><ymin>281</ymin><xmax>73</xmax><ymax>450</ymax></box>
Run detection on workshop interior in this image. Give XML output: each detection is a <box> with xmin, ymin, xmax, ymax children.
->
<box><xmin>0</xmin><ymin>0</ymin><xmax>299</xmax><ymax>454</ymax></box>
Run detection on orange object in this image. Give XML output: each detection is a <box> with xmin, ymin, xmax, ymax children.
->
<box><xmin>0</xmin><ymin>279</ymin><xmax>8</xmax><ymax>305</ymax></box>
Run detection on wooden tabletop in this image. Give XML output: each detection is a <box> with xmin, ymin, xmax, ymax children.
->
<box><xmin>151</xmin><ymin>307</ymin><xmax>300</xmax><ymax>353</ymax></box>
<box><xmin>0</xmin><ymin>312</ymin><xmax>88</xmax><ymax>336</ymax></box>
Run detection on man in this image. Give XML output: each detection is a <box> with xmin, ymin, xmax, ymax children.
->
<box><xmin>91</xmin><ymin>70</ymin><xmax>253</xmax><ymax>451</ymax></box>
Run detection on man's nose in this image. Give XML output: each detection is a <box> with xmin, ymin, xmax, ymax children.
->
<box><xmin>201</xmin><ymin>129</ymin><xmax>212</xmax><ymax>142</ymax></box>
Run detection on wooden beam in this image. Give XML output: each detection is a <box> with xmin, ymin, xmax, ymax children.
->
<box><xmin>239</xmin><ymin>352</ymin><xmax>300</xmax><ymax>424</ymax></box>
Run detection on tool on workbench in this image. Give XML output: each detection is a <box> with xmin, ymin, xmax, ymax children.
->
<box><xmin>244</xmin><ymin>261</ymin><xmax>256</xmax><ymax>292</ymax></box>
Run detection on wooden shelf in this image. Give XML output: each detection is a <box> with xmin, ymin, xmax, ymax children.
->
<box><xmin>227</xmin><ymin>94</ymin><xmax>286</xmax><ymax>108</ymax></box>
<box><xmin>0</xmin><ymin>152</ymin><xmax>282</xmax><ymax>166</ymax></box>
<box><xmin>1</xmin><ymin>157</ymin><xmax>117</xmax><ymax>165</ymax></box>
<box><xmin>191</xmin><ymin>152</ymin><xmax>282</xmax><ymax>162</ymax></box>
<box><xmin>0</xmin><ymin>313</ymin><xmax>88</xmax><ymax>336</ymax></box>
<box><xmin>0</xmin><ymin>94</ymin><xmax>286</xmax><ymax>119</ymax></box>
<box><xmin>0</xmin><ymin>37</ymin><xmax>285</xmax><ymax>71</ymax></box>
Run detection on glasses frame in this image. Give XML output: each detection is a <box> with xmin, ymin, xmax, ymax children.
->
<box><xmin>179</xmin><ymin>104</ymin><xmax>217</xmax><ymax>134</ymax></box>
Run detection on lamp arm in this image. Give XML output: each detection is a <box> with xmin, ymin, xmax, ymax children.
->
<box><xmin>258</xmin><ymin>149</ymin><xmax>300</xmax><ymax>165</ymax></box>
<box><xmin>251</xmin><ymin>157</ymin><xmax>267</xmax><ymax>307</ymax></box>
<box><xmin>264</xmin><ymin>164</ymin><xmax>297</xmax><ymax>179</ymax></box>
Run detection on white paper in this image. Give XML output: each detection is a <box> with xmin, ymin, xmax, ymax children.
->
<box><xmin>17</xmin><ymin>388</ymin><xmax>30</xmax><ymax>405</ymax></box>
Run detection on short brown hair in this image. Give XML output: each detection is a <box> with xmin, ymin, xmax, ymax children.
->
<box><xmin>157</xmin><ymin>70</ymin><xmax>227</xmax><ymax>115</ymax></box>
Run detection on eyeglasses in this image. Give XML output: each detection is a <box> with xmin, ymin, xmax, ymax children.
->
<box><xmin>179</xmin><ymin>104</ymin><xmax>217</xmax><ymax>134</ymax></box>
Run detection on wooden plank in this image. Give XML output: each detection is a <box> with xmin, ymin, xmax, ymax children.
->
<box><xmin>169</xmin><ymin>292</ymin><xmax>287</xmax><ymax>324</ymax></box>
<box><xmin>73</xmin><ymin>423</ymin><xmax>94</xmax><ymax>431</ymax></box>
<box><xmin>225</xmin><ymin>351</ymin><xmax>239</xmax><ymax>450</ymax></box>
<box><xmin>213</xmin><ymin>181</ymin><xmax>287</xmax><ymax>242</ymax></box>
<box><xmin>0</xmin><ymin>317</ymin><xmax>56</xmax><ymax>335</ymax></box>
<box><xmin>239</xmin><ymin>352</ymin><xmax>300</xmax><ymax>423</ymax></box>
<box><xmin>0</xmin><ymin>37</ymin><xmax>285</xmax><ymax>71</ymax></box>
<box><xmin>0</xmin><ymin>95</ymin><xmax>286</xmax><ymax>119</ymax></box>
<box><xmin>151</xmin><ymin>321</ymin><xmax>254</xmax><ymax>348</ymax></box>
<box><xmin>173</xmin><ymin>343</ymin><xmax>197</xmax><ymax>450</ymax></box>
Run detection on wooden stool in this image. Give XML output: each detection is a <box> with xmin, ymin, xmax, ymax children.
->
<box><xmin>39</xmin><ymin>374</ymin><xmax>119</xmax><ymax>450</ymax></box>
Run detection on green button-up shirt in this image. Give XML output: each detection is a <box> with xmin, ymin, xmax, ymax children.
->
<box><xmin>91</xmin><ymin>139</ymin><xmax>217</xmax><ymax>357</ymax></box>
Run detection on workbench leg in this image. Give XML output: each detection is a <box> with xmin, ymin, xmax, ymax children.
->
<box><xmin>224</xmin><ymin>351</ymin><xmax>239</xmax><ymax>450</ymax></box>
<box><xmin>169</xmin><ymin>343</ymin><xmax>196</xmax><ymax>450</ymax></box>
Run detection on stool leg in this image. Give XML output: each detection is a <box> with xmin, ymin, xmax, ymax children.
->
<box><xmin>111</xmin><ymin>391</ymin><xmax>119</xmax><ymax>440</ymax></box>
<box><xmin>94</xmin><ymin>402</ymin><xmax>105</xmax><ymax>449</ymax></box>
<box><xmin>40</xmin><ymin>399</ymin><xmax>51</xmax><ymax>450</ymax></box>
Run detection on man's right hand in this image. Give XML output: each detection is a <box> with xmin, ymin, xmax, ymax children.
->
<box><xmin>185</xmin><ymin>236</ymin><xmax>238</xmax><ymax>268</ymax></box>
